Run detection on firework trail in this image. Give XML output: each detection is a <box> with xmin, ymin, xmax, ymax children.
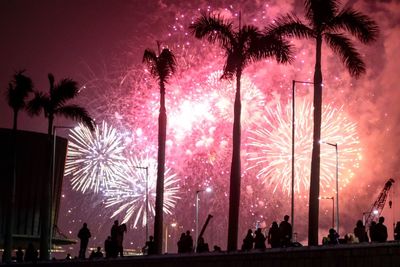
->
<box><xmin>104</xmin><ymin>155</ymin><xmax>180</xmax><ymax>227</ymax></box>
<box><xmin>65</xmin><ymin>121</ymin><xmax>127</xmax><ymax>193</ymax></box>
<box><xmin>246</xmin><ymin>97</ymin><xmax>361</xmax><ymax>195</ymax></box>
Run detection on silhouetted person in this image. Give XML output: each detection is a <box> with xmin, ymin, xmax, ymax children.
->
<box><xmin>184</xmin><ymin>230</ymin><xmax>193</xmax><ymax>252</ymax></box>
<box><xmin>369</xmin><ymin>221</ymin><xmax>377</xmax><ymax>241</ymax></box>
<box><xmin>78</xmin><ymin>222</ymin><xmax>91</xmax><ymax>259</ymax></box>
<box><xmin>196</xmin><ymin>237</ymin><xmax>209</xmax><ymax>253</ymax></box>
<box><xmin>327</xmin><ymin>228</ymin><xmax>339</xmax><ymax>244</ymax></box>
<box><xmin>254</xmin><ymin>228</ymin><xmax>266</xmax><ymax>250</ymax></box>
<box><xmin>104</xmin><ymin>236</ymin><xmax>112</xmax><ymax>258</ymax></box>
<box><xmin>144</xmin><ymin>235</ymin><xmax>156</xmax><ymax>255</ymax></box>
<box><xmin>375</xmin><ymin>216</ymin><xmax>388</xmax><ymax>242</ymax></box>
<box><xmin>110</xmin><ymin>220</ymin><xmax>119</xmax><ymax>257</ymax></box>
<box><xmin>354</xmin><ymin>220</ymin><xmax>369</xmax><ymax>243</ymax></box>
<box><xmin>94</xmin><ymin>247</ymin><xmax>103</xmax><ymax>258</ymax></box>
<box><xmin>177</xmin><ymin>233</ymin><xmax>185</xmax><ymax>253</ymax></box>
<box><xmin>394</xmin><ymin>221</ymin><xmax>400</xmax><ymax>241</ymax></box>
<box><xmin>213</xmin><ymin>245</ymin><xmax>222</xmax><ymax>252</ymax></box>
<box><xmin>16</xmin><ymin>247</ymin><xmax>24</xmax><ymax>263</ymax></box>
<box><xmin>89</xmin><ymin>250</ymin><xmax>96</xmax><ymax>259</ymax></box>
<box><xmin>24</xmin><ymin>243</ymin><xmax>38</xmax><ymax>263</ymax></box>
<box><xmin>65</xmin><ymin>253</ymin><xmax>72</xmax><ymax>260</ymax></box>
<box><xmin>279</xmin><ymin>215</ymin><xmax>292</xmax><ymax>247</ymax></box>
<box><xmin>116</xmin><ymin>223</ymin><xmax>127</xmax><ymax>257</ymax></box>
<box><xmin>268</xmin><ymin>221</ymin><xmax>281</xmax><ymax>248</ymax></box>
<box><xmin>241</xmin><ymin>229</ymin><xmax>254</xmax><ymax>251</ymax></box>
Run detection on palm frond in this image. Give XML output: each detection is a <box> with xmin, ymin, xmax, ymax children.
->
<box><xmin>324</xmin><ymin>33</ymin><xmax>365</xmax><ymax>77</ymax></box>
<box><xmin>56</xmin><ymin>105</ymin><xmax>95</xmax><ymax>131</ymax></box>
<box><xmin>6</xmin><ymin>70</ymin><xmax>34</xmax><ymax>110</ymax></box>
<box><xmin>189</xmin><ymin>12</ymin><xmax>235</xmax><ymax>49</ymax></box>
<box><xmin>51</xmin><ymin>78</ymin><xmax>80</xmax><ymax>108</ymax></box>
<box><xmin>305</xmin><ymin>0</ymin><xmax>339</xmax><ymax>26</ymax></box>
<box><xmin>158</xmin><ymin>48</ymin><xmax>177</xmax><ymax>83</ymax></box>
<box><xmin>328</xmin><ymin>8</ymin><xmax>379</xmax><ymax>44</ymax></box>
<box><xmin>249</xmin><ymin>33</ymin><xmax>294</xmax><ymax>64</ymax></box>
<box><xmin>143</xmin><ymin>49</ymin><xmax>159</xmax><ymax>78</ymax></box>
<box><xmin>27</xmin><ymin>91</ymin><xmax>48</xmax><ymax>116</ymax></box>
<box><xmin>266</xmin><ymin>14</ymin><xmax>315</xmax><ymax>39</ymax></box>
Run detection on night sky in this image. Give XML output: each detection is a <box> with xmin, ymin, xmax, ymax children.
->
<box><xmin>1</xmin><ymin>0</ymin><xmax>400</xmax><ymax>257</ymax></box>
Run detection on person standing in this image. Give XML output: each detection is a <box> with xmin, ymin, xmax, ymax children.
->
<box><xmin>279</xmin><ymin>215</ymin><xmax>292</xmax><ymax>247</ymax></box>
<box><xmin>375</xmin><ymin>216</ymin><xmax>388</xmax><ymax>242</ymax></box>
<box><xmin>116</xmin><ymin>223</ymin><xmax>127</xmax><ymax>257</ymax></box>
<box><xmin>354</xmin><ymin>220</ymin><xmax>369</xmax><ymax>243</ymax></box>
<box><xmin>78</xmin><ymin>223</ymin><xmax>91</xmax><ymax>259</ymax></box>
<box><xmin>268</xmin><ymin>222</ymin><xmax>281</xmax><ymax>248</ymax></box>
<box><xmin>110</xmin><ymin>220</ymin><xmax>119</xmax><ymax>257</ymax></box>
<box><xmin>254</xmin><ymin>228</ymin><xmax>266</xmax><ymax>250</ymax></box>
<box><xmin>394</xmin><ymin>221</ymin><xmax>400</xmax><ymax>241</ymax></box>
<box><xmin>241</xmin><ymin>229</ymin><xmax>254</xmax><ymax>251</ymax></box>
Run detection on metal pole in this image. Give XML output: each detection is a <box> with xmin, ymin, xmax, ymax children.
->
<box><xmin>195</xmin><ymin>190</ymin><xmax>200</xmax><ymax>252</ymax></box>
<box><xmin>165</xmin><ymin>224</ymin><xmax>168</xmax><ymax>253</ymax></box>
<box><xmin>335</xmin><ymin>144</ymin><xmax>339</xmax><ymax>233</ymax></box>
<box><xmin>332</xmin><ymin>197</ymin><xmax>335</xmax><ymax>229</ymax></box>
<box><xmin>146</xmin><ymin>167</ymin><xmax>149</xmax><ymax>242</ymax></box>
<box><xmin>291</xmin><ymin>80</ymin><xmax>295</xmax><ymax>239</ymax></box>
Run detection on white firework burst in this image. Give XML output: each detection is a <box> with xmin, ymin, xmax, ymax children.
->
<box><xmin>246</xmin><ymin>97</ymin><xmax>361</xmax><ymax>195</ymax></box>
<box><xmin>104</xmin><ymin>156</ymin><xmax>180</xmax><ymax>227</ymax></box>
<box><xmin>65</xmin><ymin>121</ymin><xmax>127</xmax><ymax>193</ymax></box>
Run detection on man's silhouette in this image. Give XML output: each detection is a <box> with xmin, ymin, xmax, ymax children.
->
<box><xmin>78</xmin><ymin>223</ymin><xmax>91</xmax><ymax>259</ymax></box>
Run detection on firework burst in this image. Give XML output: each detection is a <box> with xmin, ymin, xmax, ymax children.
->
<box><xmin>104</xmin><ymin>155</ymin><xmax>180</xmax><ymax>227</ymax></box>
<box><xmin>65</xmin><ymin>121</ymin><xmax>127</xmax><ymax>193</ymax></box>
<box><xmin>246</xmin><ymin>97</ymin><xmax>361</xmax><ymax>195</ymax></box>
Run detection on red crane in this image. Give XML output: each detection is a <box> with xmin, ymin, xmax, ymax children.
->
<box><xmin>364</xmin><ymin>178</ymin><xmax>394</xmax><ymax>228</ymax></box>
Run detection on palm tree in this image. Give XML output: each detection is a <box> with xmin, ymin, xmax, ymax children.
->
<box><xmin>3</xmin><ymin>70</ymin><xmax>33</xmax><ymax>263</ymax></box>
<box><xmin>267</xmin><ymin>0</ymin><xmax>378</xmax><ymax>245</ymax></box>
<box><xmin>190</xmin><ymin>12</ymin><xmax>293</xmax><ymax>251</ymax></box>
<box><xmin>28</xmin><ymin>73</ymin><xmax>94</xmax><ymax>260</ymax></box>
<box><xmin>143</xmin><ymin>44</ymin><xmax>177</xmax><ymax>254</ymax></box>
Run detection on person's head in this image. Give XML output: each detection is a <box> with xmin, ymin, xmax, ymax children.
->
<box><xmin>247</xmin><ymin>229</ymin><xmax>252</xmax><ymax>235</ymax></box>
<box><xmin>397</xmin><ymin>221</ymin><xmax>400</xmax><ymax>227</ymax></box>
<box><xmin>356</xmin><ymin>220</ymin><xmax>363</xmax><ymax>228</ymax></box>
<box><xmin>371</xmin><ymin>221</ymin><xmax>376</xmax><ymax>226</ymax></box>
<box><xmin>83</xmin><ymin>223</ymin><xmax>87</xmax><ymax>228</ymax></box>
<box><xmin>284</xmin><ymin>215</ymin><xmax>289</xmax><ymax>222</ymax></box>
<box><xmin>379</xmin><ymin>216</ymin><xmax>385</xmax><ymax>223</ymax></box>
<box><xmin>272</xmin><ymin>221</ymin><xmax>278</xmax><ymax>228</ymax></box>
<box><xmin>114</xmin><ymin>220</ymin><xmax>119</xmax><ymax>225</ymax></box>
<box><xmin>149</xmin><ymin>235</ymin><xmax>154</xmax><ymax>241</ymax></box>
<box><xmin>329</xmin><ymin>228</ymin><xmax>335</xmax><ymax>235</ymax></box>
<box><xmin>97</xmin><ymin>247</ymin><xmax>101</xmax><ymax>252</ymax></box>
<box><xmin>186</xmin><ymin>230</ymin><xmax>191</xmax><ymax>235</ymax></box>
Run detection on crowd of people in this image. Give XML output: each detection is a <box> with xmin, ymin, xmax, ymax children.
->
<box><xmin>7</xmin><ymin>215</ymin><xmax>400</xmax><ymax>262</ymax></box>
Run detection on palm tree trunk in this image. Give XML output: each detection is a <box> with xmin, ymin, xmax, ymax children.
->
<box><xmin>154</xmin><ymin>82</ymin><xmax>166</xmax><ymax>254</ymax></box>
<box><xmin>40</xmin><ymin>116</ymin><xmax>53</xmax><ymax>260</ymax></box>
<box><xmin>227</xmin><ymin>70</ymin><xmax>242</xmax><ymax>251</ymax></box>
<box><xmin>308</xmin><ymin>34</ymin><xmax>323</xmax><ymax>246</ymax></box>
<box><xmin>3</xmin><ymin>111</ymin><xmax>19</xmax><ymax>263</ymax></box>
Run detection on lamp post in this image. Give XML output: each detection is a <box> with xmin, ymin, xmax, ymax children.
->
<box><xmin>133</xmin><ymin>165</ymin><xmax>149</xmax><ymax>242</ymax></box>
<box><xmin>51</xmin><ymin>125</ymin><xmax>75</xmax><ymax>256</ymax></box>
<box><xmin>195</xmin><ymin>187</ymin><xmax>212</xmax><ymax>252</ymax></box>
<box><xmin>291</xmin><ymin>80</ymin><xmax>313</xmax><ymax>239</ymax></box>
<box><xmin>164</xmin><ymin>222</ymin><xmax>177</xmax><ymax>253</ymax></box>
<box><xmin>320</xmin><ymin>141</ymin><xmax>339</xmax><ymax>233</ymax></box>
<box><xmin>320</xmin><ymin>196</ymin><xmax>334</xmax><ymax>229</ymax></box>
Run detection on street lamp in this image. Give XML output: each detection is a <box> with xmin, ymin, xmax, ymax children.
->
<box><xmin>133</xmin><ymin>165</ymin><xmax>149</xmax><ymax>242</ymax></box>
<box><xmin>195</xmin><ymin>187</ymin><xmax>212</xmax><ymax>252</ymax></box>
<box><xmin>291</xmin><ymin>80</ymin><xmax>313</xmax><ymax>239</ymax></box>
<box><xmin>320</xmin><ymin>141</ymin><xmax>339</xmax><ymax>233</ymax></box>
<box><xmin>320</xmin><ymin>196</ymin><xmax>334</xmax><ymax>229</ymax></box>
<box><xmin>164</xmin><ymin>222</ymin><xmax>177</xmax><ymax>253</ymax></box>
<box><xmin>51</xmin><ymin>125</ymin><xmax>75</xmax><ymax>256</ymax></box>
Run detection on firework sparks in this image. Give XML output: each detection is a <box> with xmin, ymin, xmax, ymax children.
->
<box><xmin>104</xmin><ymin>155</ymin><xmax>180</xmax><ymax>227</ymax></box>
<box><xmin>246</xmin><ymin>97</ymin><xmax>361</xmax><ymax>195</ymax></box>
<box><xmin>65</xmin><ymin>121</ymin><xmax>127</xmax><ymax>193</ymax></box>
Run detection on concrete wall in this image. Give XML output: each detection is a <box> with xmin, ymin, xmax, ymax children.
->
<box><xmin>9</xmin><ymin>242</ymin><xmax>400</xmax><ymax>267</ymax></box>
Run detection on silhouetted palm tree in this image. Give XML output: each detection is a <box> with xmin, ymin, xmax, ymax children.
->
<box><xmin>3</xmin><ymin>70</ymin><xmax>33</xmax><ymax>263</ymax></box>
<box><xmin>28</xmin><ymin>73</ymin><xmax>94</xmax><ymax>260</ymax></box>
<box><xmin>143</xmin><ymin>45</ymin><xmax>177</xmax><ymax>254</ymax></box>
<box><xmin>267</xmin><ymin>0</ymin><xmax>378</xmax><ymax>245</ymax></box>
<box><xmin>190</xmin><ymin>12</ymin><xmax>293</xmax><ymax>251</ymax></box>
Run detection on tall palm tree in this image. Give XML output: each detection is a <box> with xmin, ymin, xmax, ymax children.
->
<box><xmin>267</xmin><ymin>0</ymin><xmax>378</xmax><ymax>245</ymax></box>
<box><xmin>190</xmin><ymin>12</ymin><xmax>293</xmax><ymax>251</ymax></box>
<box><xmin>28</xmin><ymin>73</ymin><xmax>94</xmax><ymax>260</ymax></box>
<box><xmin>143</xmin><ymin>44</ymin><xmax>177</xmax><ymax>254</ymax></box>
<box><xmin>3</xmin><ymin>70</ymin><xmax>33</xmax><ymax>263</ymax></box>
